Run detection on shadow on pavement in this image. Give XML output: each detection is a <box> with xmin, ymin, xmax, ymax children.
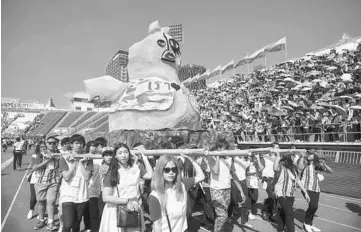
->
<box><xmin>345</xmin><ymin>202</ymin><xmax>361</xmax><ymax>216</ymax></box>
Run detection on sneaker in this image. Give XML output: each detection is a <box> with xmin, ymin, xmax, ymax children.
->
<box><xmin>27</xmin><ymin>210</ymin><xmax>34</xmax><ymax>219</ymax></box>
<box><xmin>303</xmin><ymin>223</ymin><xmax>313</xmax><ymax>232</ymax></box>
<box><xmin>311</xmin><ymin>225</ymin><xmax>321</xmax><ymax>232</ymax></box>
<box><xmin>242</xmin><ymin>222</ymin><xmax>254</xmax><ymax>228</ymax></box>
<box><xmin>199</xmin><ymin>224</ymin><xmax>213</xmax><ymax>232</ymax></box>
<box><xmin>46</xmin><ymin>222</ymin><xmax>58</xmax><ymax>231</ymax></box>
<box><xmin>248</xmin><ymin>213</ymin><xmax>256</xmax><ymax>220</ymax></box>
<box><xmin>33</xmin><ymin>220</ymin><xmax>47</xmax><ymax>230</ymax></box>
<box><xmin>57</xmin><ymin>225</ymin><xmax>63</xmax><ymax>232</ymax></box>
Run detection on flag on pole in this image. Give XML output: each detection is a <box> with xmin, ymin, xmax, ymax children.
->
<box><xmin>208</xmin><ymin>65</ymin><xmax>221</xmax><ymax>79</ymax></box>
<box><xmin>235</xmin><ymin>56</ymin><xmax>250</xmax><ymax>68</ymax></box>
<box><xmin>221</xmin><ymin>60</ymin><xmax>234</xmax><ymax>74</ymax></box>
<box><xmin>247</xmin><ymin>48</ymin><xmax>266</xmax><ymax>63</ymax></box>
<box><xmin>199</xmin><ymin>70</ymin><xmax>210</xmax><ymax>80</ymax></box>
<box><xmin>265</xmin><ymin>37</ymin><xmax>286</xmax><ymax>53</ymax></box>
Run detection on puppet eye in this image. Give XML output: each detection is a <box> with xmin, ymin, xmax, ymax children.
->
<box><xmin>157</xmin><ymin>39</ymin><xmax>166</xmax><ymax>47</ymax></box>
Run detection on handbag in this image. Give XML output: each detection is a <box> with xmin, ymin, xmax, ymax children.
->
<box><xmin>116</xmin><ymin>187</ymin><xmax>140</xmax><ymax>228</ymax></box>
<box><xmin>317</xmin><ymin>173</ymin><xmax>325</xmax><ymax>182</ymax></box>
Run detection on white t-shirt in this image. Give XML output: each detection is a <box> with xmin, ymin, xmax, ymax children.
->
<box><xmin>14</xmin><ymin>141</ymin><xmax>24</xmax><ymax>150</ymax></box>
<box><xmin>209</xmin><ymin>157</ymin><xmax>232</xmax><ymax>190</ymax></box>
<box><xmin>262</xmin><ymin>155</ymin><xmax>276</xmax><ymax>178</ymax></box>
<box><xmin>233</xmin><ymin>158</ymin><xmax>250</xmax><ymax>181</ymax></box>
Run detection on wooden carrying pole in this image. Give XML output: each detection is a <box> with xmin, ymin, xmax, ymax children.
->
<box><xmin>61</xmin><ymin>148</ymin><xmax>306</xmax><ymax>159</ymax></box>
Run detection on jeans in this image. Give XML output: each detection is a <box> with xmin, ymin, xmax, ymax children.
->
<box><xmin>83</xmin><ymin>197</ymin><xmax>100</xmax><ymax>232</ymax></box>
<box><xmin>29</xmin><ymin>184</ymin><xmax>37</xmax><ymax>210</ymax></box>
<box><xmin>304</xmin><ymin>191</ymin><xmax>320</xmax><ymax>225</ymax></box>
<box><xmin>13</xmin><ymin>151</ymin><xmax>22</xmax><ymax>170</ymax></box>
<box><xmin>62</xmin><ymin>201</ymin><xmax>87</xmax><ymax>232</ymax></box>
<box><xmin>248</xmin><ymin>188</ymin><xmax>258</xmax><ymax>214</ymax></box>
<box><xmin>276</xmin><ymin>196</ymin><xmax>295</xmax><ymax>232</ymax></box>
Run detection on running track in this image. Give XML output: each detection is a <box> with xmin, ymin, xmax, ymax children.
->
<box><xmin>1</xmin><ymin>150</ymin><xmax>361</xmax><ymax>232</ymax></box>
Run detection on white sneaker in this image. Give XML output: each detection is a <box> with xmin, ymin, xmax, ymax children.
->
<box><xmin>311</xmin><ymin>225</ymin><xmax>321</xmax><ymax>232</ymax></box>
<box><xmin>27</xmin><ymin>210</ymin><xmax>34</xmax><ymax>219</ymax></box>
<box><xmin>243</xmin><ymin>222</ymin><xmax>254</xmax><ymax>228</ymax></box>
<box><xmin>303</xmin><ymin>223</ymin><xmax>313</xmax><ymax>232</ymax></box>
<box><xmin>248</xmin><ymin>213</ymin><xmax>256</xmax><ymax>220</ymax></box>
<box><xmin>57</xmin><ymin>225</ymin><xmax>63</xmax><ymax>232</ymax></box>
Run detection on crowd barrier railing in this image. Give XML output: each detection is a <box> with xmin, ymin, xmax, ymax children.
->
<box><xmin>234</xmin><ymin>122</ymin><xmax>361</xmax><ymax>143</ymax></box>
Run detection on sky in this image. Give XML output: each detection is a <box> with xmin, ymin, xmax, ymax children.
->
<box><xmin>2</xmin><ymin>0</ymin><xmax>361</xmax><ymax>108</ymax></box>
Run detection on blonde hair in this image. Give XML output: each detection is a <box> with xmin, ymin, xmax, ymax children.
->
<box><xmin>151</xmin><ymin>155</ymin><xmax>184</xmax><ymax>209</ymax></box>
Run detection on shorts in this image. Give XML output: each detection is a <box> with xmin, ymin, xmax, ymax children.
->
<box><xmin>35</xmin><ymin>182</ymin><xmax>59</xmax><ymax>202</ymax></box>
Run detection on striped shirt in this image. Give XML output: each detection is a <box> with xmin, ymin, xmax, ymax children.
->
<box><xmin>274</xmin><ymin>166</ymin><xmax>297</xmax><ymax>197</ymax></box>
<box><xmin>99</xmin><ymin>163</ymin><xmax>110</xmax><ymax>190</ymax></box>
<box><xmin>300</xmin><ymin>164</ymin><xmax>321</xmax><ymax>192</ymax></box>
<box><xmin>38</xmin><ymin>158</ymin><xmax>61</xmax><ymax>184</ymax></box>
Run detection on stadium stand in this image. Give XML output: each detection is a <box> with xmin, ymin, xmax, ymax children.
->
<box><xmin>57</xmin><ymin>111</ymin><xmax>84</xmax><ymax>128</ymax></box>
<box><xmin>27</xmin><ymin>111</ymin><xmax>66</xmax><ymax>137</ymax></box>
<box><xmin>71</xmin><ymin>112</ymin><xmax>97</xmax><ymax>128</ymax></box>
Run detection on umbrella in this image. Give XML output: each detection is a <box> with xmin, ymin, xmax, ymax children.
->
<box><xmin>268</xmin><ymin>108</ymin><xmax>288</xmax><ymax>116</ymax></box>
<box><xmin>349</xmin><ymin>105</ymin><xmax>361</xmax><ymax>110</ymax></box>
<box><xmin>282</xmin><ymin>106</ymin><xmax>294</xmax><ymax>111</ymax></box>
<box><xmin>310</xmin><ymin>104</ymin><xmax>324</xmax><ymax>110</ymax></box>
<box><xmin>288</xmin><ymin>100</ymin><xmax>300</xmax><ymax>108</ymax></box>
<box><xmin>340</xmin><ymin>73</ymin><xmax>353</xmax><ymax>82</ymax></box>
<box><xmin>329</xmin><ymin>105</ymin><xmax>347</xmax><ymax>115</ymax></box>
<box><xmin>317</xmin><ymin>102</ymin><xmax>332</xmax><ymax>108</ymax></box>
<box><xmin>354</xmin><ymin>93</ymin><xmax>361</xmax><ymax>98</ymax></box>
<box><xmin>327</xmin><ymin>66</ymin><xmax>338</xmax><ymax>70</ymax></box>
<box><xmin>339</xmin><ymin>95</ymin><xmax>354</xmax><ymax>101</ymax></box>
<box><xmin>301</xmin><ymin>87</ymin><xmax>312</xmax><ymax>91</ymax></box>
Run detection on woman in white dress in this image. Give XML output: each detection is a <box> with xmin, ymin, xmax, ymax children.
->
<box><xmin>99</xmin><ymin>143</ymin><xmax>153</xmax><ymax>232</ymax></box>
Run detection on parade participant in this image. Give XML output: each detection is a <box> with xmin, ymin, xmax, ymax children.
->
<box><xmin>232</xmin><ymin>150</ymin><xmax>252</xmax><ymax>228</ymax></box>
<box><xmin>13</xmin><ymin>136</ymin><xmax>25</xmax><ymax>171</ymax></box>
<box><xmin>148</xmin><ymin>154</ymin><xmax>205</xmax><ymax>232</ymax></box>
<box><xmin>83</xmin><ymin>140</ymin><xmax>102</xmax><ymax>232</ymax></box>
<box><xmin>132</xmin><ymin>143</ymin><xmax>153</xmax><ymax>216</ymax></box>
<box><xmin>60</xmin><ymin>137</ymin><xmax>72</xmax><ymax>154</ymax></box>
<box><xmin>33</xmin><ymin>136</ymin><xmax>61</xmax><ymax>231</ymax></box>
<box><xmin>207</xmin><ymin>139</ymin><xmax>233</xmax><ymax>232</ymax></box>
<box><xmin>94</xmin><ymin>137</ymin><xmax>107</xmax><ymax>154</ymax></box>
<box><xmin>298</xmin><ymin>150</ymin><xmax>334</xmax><ymax>232</ymax></box>
<box><xmin>98</xmin><ymin>147</ymin><xmax>113</xmax><ymax>217</ymax></box>
<box><xmin>58</xmin><ymin>134</ymin><xmax>93</xmax><ymax>232</ymax></box>
<box><xmin>261</xmin><ymin>142</ymin><xmax>279</xmax><ymax>222</ymax></box>
<box><xmin>245</xmin><ymin>152</ymin><xmax>264</xmax><ymax>220</ymax></box>
<box><xmin>274</xmin><ymin>150</ymin><xmax>310</xmax><ymax>232</ymax></box>
<box><xmin>26</xmin><ymin>141</ymin><xmax>46</xmax><ymax>219</ymax></box>
<box><xmin>99</xmin><ymin>143</ymin><xmax>153</xmax><ymax>232</ymax></box>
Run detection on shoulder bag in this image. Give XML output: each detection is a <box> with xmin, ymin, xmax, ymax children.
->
<box><xmin>116</xmin><ymin>187</ymin><xmax>141</xmax><ymax>228</ymax></box>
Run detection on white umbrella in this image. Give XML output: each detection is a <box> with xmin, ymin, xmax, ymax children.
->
<box><xmin>340</xmin><ymin>73</ymin><xmax>353</xmax><ymax>82</ymax></box>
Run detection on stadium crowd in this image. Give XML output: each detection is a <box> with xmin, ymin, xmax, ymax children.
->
<box><xmin>195</xmin><ymin>45</ymin><xmax>361</xmax><ymax>143</ymax></box>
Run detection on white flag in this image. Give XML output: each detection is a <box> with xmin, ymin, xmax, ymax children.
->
<box><xmin>265</xmin><ymin>37</ymin><xmax>286</xmax><ymax>53</ymax></box>
<box><xmin>221</xmin><ymin>60</ymin><xmax>234</xmax><ymax>74</ymax></box>
<box><xmin>208</xmin><ymin>65</ymin><xmax>221</xmax><ymax>79</ymax></box>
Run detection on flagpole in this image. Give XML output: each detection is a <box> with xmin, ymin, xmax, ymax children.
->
<box><xmin>264</xmin><ymin>55</ymin><xmax>267</xmax><ymax>68</ymax></box>
<box><xmin>285</xmin><ymin>37</ymin><xmax>288</xmax><ymax>61</ymax></box>
<box><xmin>247</xmin><ymin>52</ymin><xmax>250</xmax><ymax>74</ymax></box>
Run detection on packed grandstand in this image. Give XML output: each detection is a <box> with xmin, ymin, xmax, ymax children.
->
<box><xmin>2</xmin><ymin>37</ymin><xmax>361</xmax><ymax>143</ymax></box>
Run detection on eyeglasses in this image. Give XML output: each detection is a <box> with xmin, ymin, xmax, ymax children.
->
<box><xmin>47</xmin><ymin>141</ymin><xmax>57</xmax><ymax>145</ymax></box>
<box><xmin>163</xmin><ymin>167</ymin><xmax>178</xmax><ymax>174</ymax></box>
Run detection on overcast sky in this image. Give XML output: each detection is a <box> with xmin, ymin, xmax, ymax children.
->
<box><xmin>2</xmin><ymin>0</ymin><xmax>361</xmax><ymax>108</ymax></box>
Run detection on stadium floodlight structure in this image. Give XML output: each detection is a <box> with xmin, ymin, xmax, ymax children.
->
<box><xmin>167</xmin><ymin>24</ymin><xmax>184</xmax><ymax>47</ymax></box>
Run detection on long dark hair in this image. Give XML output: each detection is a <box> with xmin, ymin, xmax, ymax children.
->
<box><xmin>108</xmin><ymin>143</ymin><xmax>134</xmax><ymax>187</ymax></box>
<box><xmin>282</xmin><ymin>155</ymin><xmax>298</xmax><ymax>176</ymax></box>
<box><xmin>309</xmin><ymin>154</ymin><xmax>324</xmax><ymax>171</ymax></box>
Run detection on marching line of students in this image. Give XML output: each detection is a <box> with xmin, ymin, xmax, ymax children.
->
<box><xmin>25</xmin><ymin>136</ymin><xmax>333</xmax><ymax>232</ymax></box>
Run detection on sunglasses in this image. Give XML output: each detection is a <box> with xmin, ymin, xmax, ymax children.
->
<box><xmin>163</xmin><ymin>167</ymin><xmax>178</xmax><ymax>174</ymax></box>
